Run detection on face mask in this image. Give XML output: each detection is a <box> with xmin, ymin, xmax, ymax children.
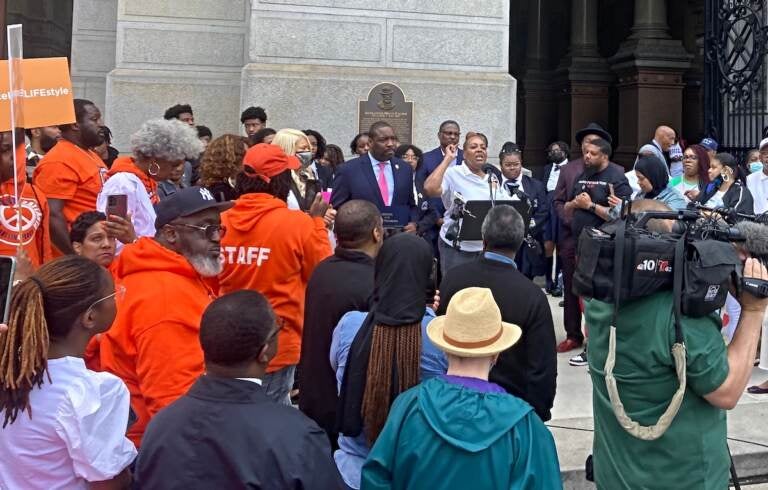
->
<box><xmin>547</xmin><ymin>150</ymin><xmax>564</xmax><ymax>164</ymax></box>
<box><xmin>750</xmin><ymin>161</ymin><xmax>763</xmax><ymax>173</ymax></box>
<box><xmin>297</xmin><ymin>151</ymin><xmax>313</xmax><ymax>168</ymax></box>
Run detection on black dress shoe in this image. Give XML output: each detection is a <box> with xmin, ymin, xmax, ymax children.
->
<box><xmin>558</xmin><ymin>300</ymin><xmax>565</xmax><ymax>307</ymax></box>
<box><xmin>549</xmin><ymin>287</ymin><xmax>563</xmax><ymax>297</ymax></box>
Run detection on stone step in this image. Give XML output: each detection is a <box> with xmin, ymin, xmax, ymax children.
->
<box><xmin>549</xmin><ymin>403</ymin><xmax>768</xmax><ymax>489</ymax></box>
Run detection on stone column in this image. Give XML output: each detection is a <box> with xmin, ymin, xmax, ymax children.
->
<box><xmin>522</xmin><ymin>0</ymin><xmax>556</xmax><ymax>168</ymax></box>
<box><xmin>609</xmin><ymin>0</ymin><xmax>692</xmax><ymax>166</ymax></box>
<box><xmin>70</xmin><ymin>0</ymin><xmax>118</xmax><ymax>112</ymax></box>
<box><xmin>105</xmin><ymin>0</ymin><xmax>249</xmax><ymax>150</ymax></box>
<box><xmin>555</xmin><ymin>0</ymin><xmax>613</xmax><ymax>156</ymax></box>
<box><xmin>241</xmin><ymin>0</ymin><xmax>516</xmax><ymax>155</ymax></box>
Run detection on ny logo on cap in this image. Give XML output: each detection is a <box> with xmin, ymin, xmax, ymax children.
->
<box><xmin>199</xmin><ymin>188</ymin><xmax>215</xmax><ymax>201</ymax></box>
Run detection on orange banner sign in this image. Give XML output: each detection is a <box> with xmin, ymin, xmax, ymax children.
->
<box><xmin>0</xmin><ymin>57</ymin><xmax>75</xmax><ymax>132</ymax></box>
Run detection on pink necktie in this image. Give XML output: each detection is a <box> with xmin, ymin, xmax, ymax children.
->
<box><xmin>377</xmin><ymin>162</ymin><xmax>390</xmax><ymax>206</ymax></box>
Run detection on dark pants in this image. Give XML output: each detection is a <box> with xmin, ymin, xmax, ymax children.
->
<box><xmin>560</xmin><ymin>243</ymin><xmax>584</xmax><ymax>343</ymax></box>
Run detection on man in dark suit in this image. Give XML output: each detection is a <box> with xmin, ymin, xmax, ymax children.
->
<box><xmin>437</xmin><ymin>204</ymin><xmax>557</xmax><ymax>421</ymax></box>
<box><xmin>537</xmin><ymin>141</ymin><xmax>570</xmax><ymax>296</ymax></box>
<box><xmin>135</xmin><ymin>290</ymin><xmax>343</xmax><ymax>489</ymax></box>
<box><xmin>331</xmin><ymin>121</ymin><xmax>418</xmax><ymax>232</ymax></box>
<box><xmin>417</xmin><ymin>120</ymin><xmax>464</xmax><ymax>218</ymax></box>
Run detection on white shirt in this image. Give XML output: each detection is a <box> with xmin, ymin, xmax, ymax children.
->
<box><xmin>440</xmin><ymin>164</ymin><xmax>513</xmax><ymax>252</ymax></box>
<box><xmin>673</xmin><ymin>177</ymin><xmax>700</xmax><ymax>203</ymax></box>
<box><xmin>706</xmin><ymin>190</ymin><xmax>726</xmax><ymax>209</ymax></box>
<box><xmin>747</xmin><ymin>170</ymin><xmax>768</xmax><ymax>214</ymax></box>
<box><xmin>97</xmin><ymin>172</ymin><xmax>157</xmax><ymax>254</ymax></box>
<box><xmin>0</xmin><ymin>357</ymin><xmax>136</xmax><ymax>490</ymax></box>
<box><xmin>547</xmin><ymin>159</ymin><xmax>567</xmax><ymax>192</ymax></box>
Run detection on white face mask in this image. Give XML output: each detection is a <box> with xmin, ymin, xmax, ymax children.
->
<box><xmin>297</xmin><ymin>151</ymin><xmax>313</xmax><ymax>168</ymax></box>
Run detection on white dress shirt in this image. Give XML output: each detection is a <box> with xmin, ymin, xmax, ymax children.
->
<box><xmin>0</xmin><ymin>357</ymin><xmax>136</xmax><ymax>490</ymax></box>
<box><xmin>547</xmin><ymin>159</ymin><xmax>568</xmax><ymax>192</ymax></box>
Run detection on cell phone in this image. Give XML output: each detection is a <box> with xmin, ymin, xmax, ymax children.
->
<box><xmin>106</xmin><ymin>194</ymin><xmax>128</xmax><ymax>220</ymax></box>
<box><xmin>0</xmin><ymin>256</ymin><xmax>16</xmax><ymax>324</ymax></box>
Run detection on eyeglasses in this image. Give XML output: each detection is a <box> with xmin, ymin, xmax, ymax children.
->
<box><xmin>174</xmin><ymin>223</ymin><xmax>226</xmax><ymax>240</ymax></box>
<box><xmin>86</xmin><ymin>285</ymin><xmax>126</xmax><ymax>315</ymax></box>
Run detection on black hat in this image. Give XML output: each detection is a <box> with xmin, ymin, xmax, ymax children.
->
<box><xmin>575</xmin><ymin>123</ymin><xmax>612</xmax><ymax>145</ymax></box>
<box><xmin>154</xmin><ymin>186</ymin><xmax>233</xmax><ymax>230</ymax></box>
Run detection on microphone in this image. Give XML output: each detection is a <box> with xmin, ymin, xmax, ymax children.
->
<box><xmin>734</xmin><ymin>221</ymin><xmax>768</xmax><ymax>262</ymax></box>
<box><xmin>482</xmin><ymin>163</ymin><xmax>502</xmax><ymax>181</ymax></box>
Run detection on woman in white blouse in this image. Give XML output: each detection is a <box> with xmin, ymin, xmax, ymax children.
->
<box><xmin>0</xmin><ymin>256</ymin><xmax>136</xmax><ymax>489</ymax></box>
<box><xmin>424</xmin><ymin>132</ymin><xmax>514</xmax><ymax>276</ymax></box>
<box><xmin>97</xmin><ymin>119</ymin><xmax>203</xmax><ymax>252</ymax></box>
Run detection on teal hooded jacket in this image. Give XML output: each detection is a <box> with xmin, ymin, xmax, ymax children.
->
<box><xmin>361</xmin><ymin>377</ymin><xmax>563</xmax><ymax>490</ymax></box>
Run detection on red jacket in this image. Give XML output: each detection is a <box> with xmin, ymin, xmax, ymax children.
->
<box><xmin>219</xmin><ymin>194</ymin><xmax>331</xmax><ymax>372</ymax></box>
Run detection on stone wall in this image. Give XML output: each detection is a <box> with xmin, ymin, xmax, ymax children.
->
<box><xmin>70</xmin><ymin>0</ymin><xmax>117</xmax><ymax>111</ymax></box>
<box><xmin>104</xmin><ymin>0</ymin><xmax>248</xmax><ymax>149</ymax></box>
<box><xmin>242</xmin><ymin>0</ymin><xmax>516</xmax><ymax>154</ymax></box>
<box><xmin>95</xmin><ymin>0</ymin><xmax>515</xmax><ymax>154</ymax></box>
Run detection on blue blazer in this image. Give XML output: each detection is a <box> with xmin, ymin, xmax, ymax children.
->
<box><xmin>416</xmin><ymin>146</ymin><xmax>464</xmax><ymax>217</ymax></box>
<box><xmin>331</xmin><ymin>155</ymin><xmax>419</xmax><ymax>224</ymax></box>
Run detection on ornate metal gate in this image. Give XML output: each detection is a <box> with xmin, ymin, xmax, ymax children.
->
<box><xmin>704</xmin><ymin>0</ymin><xmax>768</xmax><ymax>160</ymax></box>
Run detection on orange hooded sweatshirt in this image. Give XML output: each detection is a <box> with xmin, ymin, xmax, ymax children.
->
<box><xmin>0</xmin><ymin>145</ymin><xmax>53</xmax><ymax>267</ymax></box>
<box><xmin>99</xmin><ymin>238</ymin><xmax>215</xmax><ymax>447</ymax></box>
<box><xmin>219</xmin><ymin>193</ymin><xmax>331</xmax><ymax>373</ymax></box>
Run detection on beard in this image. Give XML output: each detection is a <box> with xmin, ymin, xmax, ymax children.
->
<box><xmin>187</xmin><ymin>253</ymin><xmax>223</xmax><ymax>277</ymax></box>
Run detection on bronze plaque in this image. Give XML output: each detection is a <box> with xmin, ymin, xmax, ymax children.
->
<box><xmin>358</xmin><ymin>82</ymin><xmax>413</xmax><ymax>144</ymax></box>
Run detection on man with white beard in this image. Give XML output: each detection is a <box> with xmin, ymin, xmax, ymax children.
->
<box><xmin>99</xmin><ymin>186</ymin><xmax>232</xmax><ymax>448</ymax></box>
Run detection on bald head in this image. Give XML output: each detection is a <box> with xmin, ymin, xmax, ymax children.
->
<box><xmin>631</xmin><ymin>199</ymin><xmax>674</xmax><ymax>233</ymax></box>
<box><xmin>335</xmin><ymin>200</ymin><xmax>383</xmax><ymax>250</ymax></box>
<box><xmin>654</xmin><ymin>126</ymin><xmax>676</xmax><ymax>151</ymax></box>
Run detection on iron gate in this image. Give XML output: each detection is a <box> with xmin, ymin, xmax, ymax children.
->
<box><xmin>704</xmin><ymin>0</ymin><xmax>768</xmax><ymax>161</ymax></box>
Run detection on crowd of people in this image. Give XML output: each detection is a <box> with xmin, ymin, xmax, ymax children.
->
<box><xmin>0</xmin><ymin>95</ymin><xmax>767</xmax><ymax>489</ymax></box>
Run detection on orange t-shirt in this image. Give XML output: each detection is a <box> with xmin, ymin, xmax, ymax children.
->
<box><xmin>219</xmin><ymin>194</ymin><xmax>332</xmax><ymax>373</ymax></box>
<box><xmin>33</xmin><ymin>140</ymin><xmax>107</xmax><ymax>253</ymax></box>
<box><xmin>0</xmin><ymin>184</ymin><xmax>53</xmax><ymax>268</ymax></box>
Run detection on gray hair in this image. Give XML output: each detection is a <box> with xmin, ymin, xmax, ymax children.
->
<box><xmin>130</xmin><ymin>118</ymin><xmax>204</xmax><ymax>162</ymax></box>
<box><xmin>481</xmin><ymin>204</ymin><xmax>524</xmax><ymax>253</ymax></box>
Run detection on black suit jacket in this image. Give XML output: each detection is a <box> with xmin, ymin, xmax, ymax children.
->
<box><xmin>519</xmin><ymin>175</ymin><xmax>549</xmax><ymax>238</ymax></box>
<box><xmin>437</xmin><ymin>257</ymin><xmax>558</xmax><ymax>421</ymax></box>
<box><xmin>135</xmin><ymin>376</ymin><xmax>344</xmax><ymax>489</ymax></box>
<box><xmin>331</xmin><ymin>154</ymin><xmax>418</xmax><ymax>224</ymax></box>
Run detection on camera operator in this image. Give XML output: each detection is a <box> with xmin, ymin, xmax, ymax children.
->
<box><xmin>585</xmin><ymin>199</ymin><xmax>768</xmax><ymax>489</ymax></box>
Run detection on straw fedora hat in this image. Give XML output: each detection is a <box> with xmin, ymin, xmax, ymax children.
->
<box><xmin>427</xmin><ymin>287</ymin><xmax>522</xmax><ymax>358</ymax></box>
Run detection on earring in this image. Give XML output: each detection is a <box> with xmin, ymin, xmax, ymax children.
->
<box><xmin>148</xmin><ymin>161</ymin><xmax>161</xmax><ymax>176</ymax></box>
<box><xmin>721</xmin><ymin>172</ymin><xmax>730</xmax><ymax>183</ymax></box>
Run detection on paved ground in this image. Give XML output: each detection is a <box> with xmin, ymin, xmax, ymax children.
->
<box><xmin>543</xmin><ymin>293</ymin><xmax>768</xmax><ymax>489</ymax></box>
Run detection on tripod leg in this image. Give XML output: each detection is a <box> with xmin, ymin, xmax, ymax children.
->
<box><xmin>729</xmin><ymin>445</ymin><xmax>741</xmax><ymax>490</ymax></box>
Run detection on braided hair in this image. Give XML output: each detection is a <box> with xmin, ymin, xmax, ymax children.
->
<box><xmin>0</xmin><ymin>256</ymin><xmax>110</xmax><ymax>427</ymax></box>
<box><xmin>361</xmin><ymin>322</ymin><xmax>421</xmax><ymax>444</ymax></box>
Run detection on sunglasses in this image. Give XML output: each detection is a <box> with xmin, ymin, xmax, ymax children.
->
<box><xmin>174</xmin><ymin>223</ymin><xmax>226</xmax><ymax>240</ymax></box>
<box><xmin>86</xmin><ymin>285</ymin><xmax>126</xmax><ymax>315</ymax></box>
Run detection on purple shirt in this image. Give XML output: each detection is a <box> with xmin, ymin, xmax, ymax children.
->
<box><xmin>441</xmin><ymin>374</ymin><xmax>506</xmax><ymax>394</ymax></box>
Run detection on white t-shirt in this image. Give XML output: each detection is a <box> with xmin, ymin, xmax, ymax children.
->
<box><xmin>0</xmin><ymin>357</ymin><xmax>136</xmax><ymax>490</ymax></box>
<box><xmin>97</xmin><ymin>172</ymin><xmax>157</xmax><ymax>254</ymax></box>
<box><xmin>672</xmin><ymin>177</ymin><xmax>700</xmax><ymax>203</ymax></box>
<box><xmin>747</xmin><ymin>170</ymin><xmax>768</xmax><ymax>214</ymax></box>
<box><xmin>440</xmin><ymin>164</ymin><xmax>514</xmax><ymax>252</ymax></box>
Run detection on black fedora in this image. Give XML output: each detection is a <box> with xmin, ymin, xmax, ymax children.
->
<box><xmin>575</xmin><ymin>123</ymin><xmax>612</xmax><ymax>145</ymax></box>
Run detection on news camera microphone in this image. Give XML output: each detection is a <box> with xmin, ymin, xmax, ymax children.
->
<box><xmin>734</xmin><ymin>221</ymin><xmax>768</xmax><ymax>262</ymax></box>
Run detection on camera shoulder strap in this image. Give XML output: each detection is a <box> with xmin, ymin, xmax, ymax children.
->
<box><xmin>603</xmin><ymin>226</ymin><xmax>688</xmax><ymax>440</ymax></box>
